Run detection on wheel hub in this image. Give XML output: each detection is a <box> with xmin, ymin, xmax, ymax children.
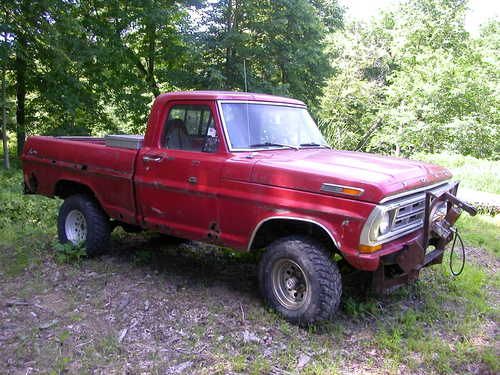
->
<box><xmin>65</xmin><ymin>209</ymin><xmax>87</xmax><ymax>244</ymax></box>
<box><xmin>285</xmin><ymin>276</ymin><xmax>299</xmax><ymax>290</ymax></box>
<box><xmin>271</xmin><ymin>259</ymin><xmax>310</xmax><ymax>310</ymax></box>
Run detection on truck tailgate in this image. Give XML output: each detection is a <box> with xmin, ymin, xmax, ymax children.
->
<box><xmin>22</xmin><ymin>136</ymin><xmax>139</xmax><ymax>224</ymax></box>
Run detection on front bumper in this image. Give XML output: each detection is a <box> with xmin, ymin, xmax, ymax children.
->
<box><xmin>371</xmin><ymin>182</ymin><xmax>477</xmax><ymax>294</ymax></box>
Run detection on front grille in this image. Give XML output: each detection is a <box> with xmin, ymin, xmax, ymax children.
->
<box><xmin>379</xmin><ymin>182</ymin><xmax>452</xmax><ymax>242</ymax></box>
<box><xmin>392</xmin><ymin>199</ymin><xmax>426</xmax><ymax>231</ymax></box>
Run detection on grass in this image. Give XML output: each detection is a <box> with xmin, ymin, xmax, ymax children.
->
<box><xmin>368</xmin><ymin>263</ymin><xmax>498</xmax><ymax>374</ymax></box>
<box><xmin>412</xmin><ymin>152</ymin><xmax>500</xmax><ymax>195</ymax></box>
<box><xmin>457</xmin><ymin>214</ymin><xmax>500</xmax><ymax>257</ymax></box>
<box><xmin>0</xmin><ymin>156</ymin><xmax>498</xmax><ymax>374</ymax></box>
<box><xmin>0</xmin><ymin>166</ymin><xmax>59</xmax><ymax>276</ymax></box>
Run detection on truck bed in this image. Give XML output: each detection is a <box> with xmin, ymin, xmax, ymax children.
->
<box><xmin>22</xmin><ymin>136</ymin><xmax>140</xmax><ymax>224</ymax></box>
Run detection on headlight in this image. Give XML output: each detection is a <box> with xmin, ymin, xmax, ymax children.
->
<box><xmin>367</xmin><ymin>208</ymin><xmax>394</xmax><ymax>242</ymax></box>
<box><xmin>378</xmin><ymin>211</ymin><xmax>391</xmax><ymax>235</ymax></box>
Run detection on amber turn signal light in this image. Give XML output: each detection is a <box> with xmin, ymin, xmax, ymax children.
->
<box><xmin>341</xmin><ymin>187</ymin><xmax>363</xmax><ymax>196</ymax></box>
<box><xmin>358</xmin><ymin>244</ymin><xmax>382</xmax><ymax>253</ymax></box>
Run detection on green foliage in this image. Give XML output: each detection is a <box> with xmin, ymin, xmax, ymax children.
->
<box><xmin>3</xmin><ymin>0</ymin><xmax>198</xmax><ymax>137</ymax></box>
<box><xmin>52</xmin><ymin>241</ymin><xmax>87</xmax><ymax>264</ymax></box>
<box><xmin>189</xmin><ymin>0</ymin><xmax>343</xmax><ymax>107</ymax></box>
<box><xmin>370</xmin><ymin>260</ymin><xmax>496</xmax><ymax>374</ymax></box>
<box><xmin>133</xmin><ymin>249</ymin><xmax>154</xmax><ymax>265</ymax></box>
<box><xmin>0</xmin><ymin>170</ymin><xmax>58</xmax><ymax>231</ymax></box>
<box><xmin>2</xmin><ymin>0</ymin><xmax>343</xmax><ymax>142</ymax></box>
<box><xmin>3</xmin><ymin>0</ymin><xmax>497</xmax><ymax>162</ymax></box>
<box><xmin>0</xmin><ymin>167</ymin><xmax>58</xmax><ymax>275</ymax></box>
<box><xmin>319</xmin><ymin>0</ymin><xmax>499</xmax><ymax>159</ymax></box>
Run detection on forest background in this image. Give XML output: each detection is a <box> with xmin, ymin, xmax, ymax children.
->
<box><xmin>1</xmin><ymin>0</ymin><xmax>498</xmax><ymax>162</ymax></box>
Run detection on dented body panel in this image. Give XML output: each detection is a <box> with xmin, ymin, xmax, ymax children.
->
<box><xmin>22</xmin><ymin>91</ymin><xmax>468</xmax><ymax>280</ymax></box>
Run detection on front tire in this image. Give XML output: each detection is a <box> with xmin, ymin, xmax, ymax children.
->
<box><xmin>58</xmin><ymin>194</ymin><xmax>110</xmax><ymax>256</ymax></box>
<box><xmin>258</xmin><ymin>236</ymin><xmax>342</xmax><ymax>326</ymax></box>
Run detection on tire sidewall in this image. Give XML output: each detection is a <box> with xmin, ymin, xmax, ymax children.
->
<box><xmin>258</xmin><ymin>237</ymin><xmax>341</xmax><ymax>325</ymax></box>
<box><xmin>58</xmin><ymin>194</ymin><xmax>109</xmax><ymax>256</ymax></box>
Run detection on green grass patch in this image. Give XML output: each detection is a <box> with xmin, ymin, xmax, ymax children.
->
<box><xmin>412</xmin><ymin>152</ymin><xmax>500</xmax><ymax>195</ymax></box>
<box><xmin>457</xmin><ymin>214</ymin><xmax>500</xmax><ymax>257</ymax></box>
<box><xmin>0</xmin><ymin>168</ymin><xmax>59</xmax><ymax>275</ymax></box>
<box><xmin>371</xmin><ymin>260</ymin><xmax>497</xmax><ymax>374</ymax></box>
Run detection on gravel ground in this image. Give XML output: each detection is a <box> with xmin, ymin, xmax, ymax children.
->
<box><xmin>0</xmin><ymin>233</ymin><xmax>497</xmax><ymax>374</ymax></box>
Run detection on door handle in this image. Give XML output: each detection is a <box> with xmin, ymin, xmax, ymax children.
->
<box><xmin>142</xmin><ymin>154</ymin><xmax>164</xmax><ymax>163</ymax></box>
<box><xmin>188</xmin><ymin>176</ymin><xmax>197</xmax><ymax>184</ymax></box>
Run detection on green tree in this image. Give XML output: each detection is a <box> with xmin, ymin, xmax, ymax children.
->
<box><xmin>320</xmin><ymin>0</ymin><xmax>499</xmax><ymax>159</ymax></box>
<box><xmin>3</xmin><ymin>0</ymin><xmax>116</xmax><ymax>149</ymax></box>
<box><xmin>190</xmin><ymin>0</ymin><xmax>343</xmax><ymax>107</ymax></box>
<box><xmin>2</xmin><ymin>0</ymin><xmax>196</xmax><ymax>143</ymax></box>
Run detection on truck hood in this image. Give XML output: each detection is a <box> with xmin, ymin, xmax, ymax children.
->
<box><xmin>249</xmin><ymin>149</ymin><xmax>452</xmax><ymax>203</ymax></box>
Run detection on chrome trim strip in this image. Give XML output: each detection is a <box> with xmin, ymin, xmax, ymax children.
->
<box><xmin>379</xmin><ymin>181</ymin><xmax>451</xmax><ymax>203</ymax></box>
<box><xmin>320</xmin><ymin>183</ymin><xmax>364</xmax><ymax>196</ymax></box>
<box><xmin>247</xmin><ymin>216</ymin><xmax>340</xmax><ymax>251</ymax></box>
<box><xmin>376</xmin><ymin>221</ymin><xmax>423</xmax><ymax>243</ymax></box>
<box><xmin>217</xmin><ymin>100</ymin><xmax>307</xmax><ymax>153</ymax></box>
<box><xmin>394</xmin><ymin>207</ymin><xmax>425</xmax><ymax>221</ymax></box>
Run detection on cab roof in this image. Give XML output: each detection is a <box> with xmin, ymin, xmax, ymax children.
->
<box><xmin>156</xmin><ymin>91</ymin><xmax>306</xmax><ymax>106</ymax></box>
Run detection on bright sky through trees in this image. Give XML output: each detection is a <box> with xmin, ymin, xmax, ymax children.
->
<box><xmin>340</xmin><ymin>0</ymin><xmax>499</xmax><ymax>34</ymax></box>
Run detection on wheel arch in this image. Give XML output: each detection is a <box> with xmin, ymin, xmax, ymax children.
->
<box><xmin>248</xmin><ymin>216</ymin><xmax>341</xmax><ymax>254</ymax></box>
<box><xmin>54</xmin><ymin>179</ymin><xmax>100</xmax><ymax>203</ymax></box>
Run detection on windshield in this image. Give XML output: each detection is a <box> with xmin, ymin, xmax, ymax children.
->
<box><xmin>220</xmin><ymin>102</ymin><xmax>329</xmax><ymax>150</ymax></box>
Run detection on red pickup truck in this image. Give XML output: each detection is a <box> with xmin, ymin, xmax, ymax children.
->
<box><xmin>22</xmin><ymin>91</ymin><xmax>476</xmax><ymax>325</ymax></box>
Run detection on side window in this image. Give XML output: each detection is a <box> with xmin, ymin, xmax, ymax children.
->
<box><xmin>163</xmin><ymin>104</ymin><xmax>218</xmax><ymax>152</ymax></box>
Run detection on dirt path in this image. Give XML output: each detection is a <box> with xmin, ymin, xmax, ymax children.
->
<box><xmin>1</xmin><ymin>234</ymin><xmax>498</xmax><ymax>374</ymax></box>
<box><xmin>458</xmin><ymin>188</ymin><xmax>500</xmax><ymax>214</ymax></box>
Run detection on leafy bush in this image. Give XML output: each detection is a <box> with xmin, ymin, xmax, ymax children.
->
<box><xmin>52</xmin><ymin>241</ymin><xmax>87</xmax><ymax>264</ymax></box>
<box><xmin>319</xmin><ymin>3</ymin><xmax>499</xmax><ymax>160</ymax></box>
<box><xmin>0</xmin><ymin>168</ymin><xmax>59</xmax><ymax>275</ymax></box>
<box><xmin>0</xmin><ymin>169</ymin><xmax>58</xmax><ymax>231</ymax></box>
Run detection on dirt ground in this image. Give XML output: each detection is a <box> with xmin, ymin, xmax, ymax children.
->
<box><xmin>0</xmin><ymin>233</ymin><xmax>497</xmax><ymax>374</ymax></box>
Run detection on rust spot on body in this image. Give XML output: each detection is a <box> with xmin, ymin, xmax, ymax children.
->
<box><xmin>207</xmin><ymin>221</ymin><xmax>221</xmax><ymax>240</ymax></box>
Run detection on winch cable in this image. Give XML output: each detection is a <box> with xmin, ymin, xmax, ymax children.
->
<box><xmin>449</xmin><ymin>227</ymin><xmax>465</xmax><ymax>276</ymax></box>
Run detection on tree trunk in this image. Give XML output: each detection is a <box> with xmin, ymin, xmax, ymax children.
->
<box><xmin>145</xmin><ymin>21</ymin><xmax>160</xmax><ymax>98</ymax></box>
<box><xmin>224</xmin><ymin>0</ymin><xmax>236</xmax><ymax>88</ymax></box>
<box><xmin>2</xmin><ymin>44</ymin><xmax>9</xmax><ymax>169</ymax></box>
<box><xmin>15</xmin><ymin>35</ymin><xmax>27</xmax><ymax>156</ymax></box>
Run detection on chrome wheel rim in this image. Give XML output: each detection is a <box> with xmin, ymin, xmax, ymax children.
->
<box><xmin>65</xmin><ymin>209</ymin><xmax>87</xmax><ymax>244</ymax></box>
<box><xmin>271</xmin><ymin>259</ymin><xmax>310</xmax><ymax>310</ymax></box>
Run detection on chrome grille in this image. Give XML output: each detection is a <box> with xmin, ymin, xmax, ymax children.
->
<box><xmin>360</xmin><ymin>181</ymin><xmax>454</xmax><ymax>247</ymax></box>
<box><xmin>377</xmin><ymin>182</ymin><xmax>452</xmax><ymax>243</ymax></box>
<box><xmin>392</xmin><ymin>199</ymin><xmax>426</xmax><ymax>231</ymax></box>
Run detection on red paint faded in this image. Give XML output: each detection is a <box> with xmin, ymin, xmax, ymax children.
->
<box><xmin>22</xmin><ymin>91</ymin><xmax>453</xmax><ymax>272</ymax></box>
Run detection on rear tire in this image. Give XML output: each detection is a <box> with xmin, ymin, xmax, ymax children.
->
<box><xmin>258</xmin><ymin>236</ymin><xmax>342</xmax><ymax>326</ymax></box>
<box><xmin>58</xmin><ymin>194</ymin><xmax>110</xmax><ymax>256</ymax></box>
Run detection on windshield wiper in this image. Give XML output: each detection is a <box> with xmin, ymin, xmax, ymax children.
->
<box><xmin>249</xmin><ymin>142</ymin><xmax>299</xmax><ymax>151</ymax></box>
<box><xmin>299</xmin><ymin>142</ymin><xmax>331</xmax><ymax>149</ymax></box>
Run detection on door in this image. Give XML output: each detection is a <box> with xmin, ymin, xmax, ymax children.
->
<box><xmin>135</xmin><ymin>101</ymin><xmax>225</xmax><ymax>241</ymax></box>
